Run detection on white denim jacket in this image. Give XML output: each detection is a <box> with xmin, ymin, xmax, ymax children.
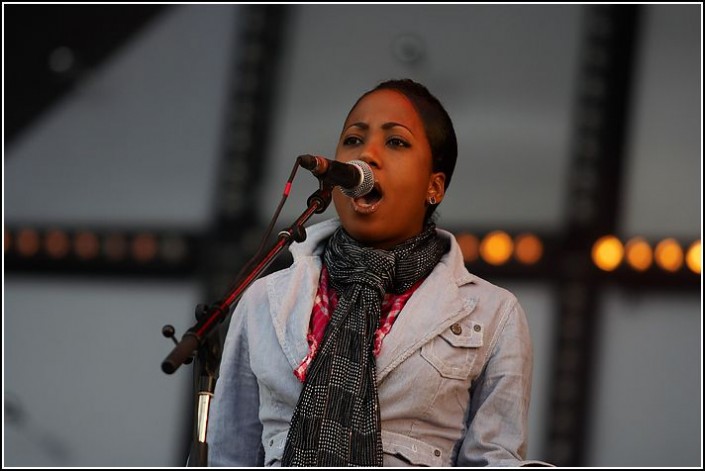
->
<box><xmin>208</xmin><ymin>218</ymin><xmax>538</xmax><ymax>467</ymax></box>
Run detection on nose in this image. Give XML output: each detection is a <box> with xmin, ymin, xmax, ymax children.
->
<box><xmin>358</xmin><ymin>144</ymin><xmax>382</xmax><ymax>169</ymax></box>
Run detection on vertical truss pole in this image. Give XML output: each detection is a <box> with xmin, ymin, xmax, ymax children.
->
<box><xmin>545</xmin><ymin>5</ymin><xmax>642</xmax><ymax>466</ymax></box>
<box><xmin>180</xmin><ymin>5</ymin><xmax>289</xmax><ymax>463</ymax></box>
<box><xmin>203</xmin><ymin>5</ymin><xmax>289</xmax><ymax>303</ymax></box>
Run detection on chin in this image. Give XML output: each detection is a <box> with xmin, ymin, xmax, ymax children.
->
<box><xmin>341</xmin><ymin>218</ymin><xmax>408</xmax><ymax>250</ymax></box>
<box><xmin>338</xmin><ymin>215</ymin><xmax>380</xmax><ymax>245</ymax></box>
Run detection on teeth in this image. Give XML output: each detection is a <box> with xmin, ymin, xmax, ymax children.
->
<box><xmin>351</xmin><ymin>189</ymin><xmax>383</xmax><ymax>214</ymax></box>
<box><xmin>354</xmin><ymin>195</ymin><xmax>371</xmax><ymax>206</ymax></box>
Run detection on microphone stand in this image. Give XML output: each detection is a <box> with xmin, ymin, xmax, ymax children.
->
<box><xmin>161</xmin><ymin>181</ymin><xmax>333</xmax><ymax>467</ymax></box>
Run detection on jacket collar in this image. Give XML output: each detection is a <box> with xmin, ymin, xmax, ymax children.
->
<box><xmin>289</xmin><ymin>217</ymin><xmax>477</xmax><ymax>287</ymax></box>
<box><xmin>289</xmin><ymin>218</ymin><xmax>340</xmax><ymax>260</ymax></box>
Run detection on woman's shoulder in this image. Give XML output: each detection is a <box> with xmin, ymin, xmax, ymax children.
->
<box><xmin>435</xmin><ymin>227</ymin><xmax>520</xmax><ymax>304</ymax></box>
<box><xmin>460</xmin><ymin>270</ymin><xmax>519</xmax><ymax>304</ymax></box>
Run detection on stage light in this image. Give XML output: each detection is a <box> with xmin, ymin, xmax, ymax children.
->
<box><xmin>74</xmin><ymin>232</ymin><xmax>100</xmax><ymax>260</ymax></box>
<box><xmin>624</xmin><ymin>237</ymin><xmax>652</xmax><ymax>272</ymax></box>
<box><xmin>160</xmin><ymin>235</ymin><xmax>188</xmax><ymax>263</ymax></box>
<box><xmin>685</xmin><ymin>240</ymin><xmax>700</xmax><ymax>275</ymax></box>
<box><xmin>17</xmin><ymin>229</ymin><xmax>40</xmax><ymax>257</ymax></box>
<box><xmin>592</xmin><ymin>235</ymin><xmax>623</xmax><ymax>271</ymax></box>
<box><xmin>455</xmin><ymin>233</ymin><xmax>479</xmax><ymax>263</ymax></box>
<box><xmin>45</xmin><ymin>229</ymin><xmax>70</xmax><ymax>259</ymax></box>
<box><xmin>104</xmin><ymin>233</ymin><xmax>128</xmax><ymax>261</ymax></box>
<box><xmin>654</xmin><ymin>238</ymin><xmax>683</xmax><ymax>272</ymax></box>
<box><xmin>48</xmin><ymin>46</ymin><xmax>75</xmax><ymax>74</ymax></box>
<box><xmin>132</xmin><ymin>233</ymin><xmax>158</xmax><ymax>263</ymax></box>
<box><xmin>480</xmin><ymin>231</ymin><xmax>513</xmax><ymax>266</ymax></box>
<box><xmin>514</xmin><ymin>233</ymin><xmax>543</xmax><ymax>265</ymax></box>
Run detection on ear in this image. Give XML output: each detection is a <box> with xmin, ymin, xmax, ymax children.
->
<box><xmin>427</xmin><ymin>172</ymin><xmax>446</xmax><ymax>204</ymax></box>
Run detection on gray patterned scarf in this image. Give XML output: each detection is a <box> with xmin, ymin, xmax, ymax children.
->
<box><xmin>281</xmin><ymin>224</ymin><xmax>448</xmax><ymax>466</ymax></box>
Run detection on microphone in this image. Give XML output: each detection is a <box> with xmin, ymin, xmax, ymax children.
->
<box><xmin>299</xmin><ymin>155</ymin><xmax>374</xmax><ymax>198</ymax></box>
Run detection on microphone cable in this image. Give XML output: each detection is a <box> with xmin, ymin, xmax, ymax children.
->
<box><xmin>229</xmin><ymin>156</ymin><xmax>303</xmax><ymax>290</ymax></box>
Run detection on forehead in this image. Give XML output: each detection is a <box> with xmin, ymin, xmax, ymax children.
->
<box><xmin>344</xmin><ymin>89</ymin><xmax>423</xmax><ymax>129</ymax></box>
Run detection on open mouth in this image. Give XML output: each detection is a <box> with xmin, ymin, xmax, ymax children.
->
<box><xmin>351</xmin><ymin>183</ymin><xmax>383</xmax><ymax>214</ymax></box>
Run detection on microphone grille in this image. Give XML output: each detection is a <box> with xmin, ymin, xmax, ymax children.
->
<box><xmin>341</xmin><ymin>160</ymin><xmax>374</xmax><ymax>198</ymax></box>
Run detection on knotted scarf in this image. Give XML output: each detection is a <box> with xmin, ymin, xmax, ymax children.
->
<box><xmin>281</xmin><ymin>224</ymin><xmax>448</xmax><ymax>466</ymax></box>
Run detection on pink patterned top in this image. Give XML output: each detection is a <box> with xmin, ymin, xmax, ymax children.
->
<box><xmin>294</xmin><ymin>265</ymin><xmax>424</xmax><ymax>382</ymax></box>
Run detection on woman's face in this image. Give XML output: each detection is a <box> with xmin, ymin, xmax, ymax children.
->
<box><xmin>333</xmin><ymin>89</ymin><xmax>445</xmax><ymax>250</ymax></box>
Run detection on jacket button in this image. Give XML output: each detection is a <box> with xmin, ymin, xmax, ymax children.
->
<box><xmin>450</xmin><ymin>323</ymin><xmax>462</xmax><ymax>335</ymax></box>
<box><xmin>434</xmin><ymin>449</ymin><xmax>441</xmax><ymax>457</ymax></box>
<box><xmin>474</xmin><ymin>324</ymin><xmax>481</xmax><ymax>332</ymax></box>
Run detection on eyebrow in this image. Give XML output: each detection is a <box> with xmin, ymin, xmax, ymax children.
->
<box><xmin>346</xmin><ymin>121</ymin><xmax>414</xmax><ymax>134</ymax></box>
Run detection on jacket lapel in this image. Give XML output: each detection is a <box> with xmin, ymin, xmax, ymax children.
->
<box><xmin>267</xmin><ymin>219</ymin><xmax>338</xmax><ymax>370</ymax></box>
<box><xmin>267</xmin><ymin>258</ymin><xmax>321</xmax><ymax>370</ymax></box>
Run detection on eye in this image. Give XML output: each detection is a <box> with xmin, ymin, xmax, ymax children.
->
<box><xmin>388</xmin><ymin>137</ymin><xmax>410</xmax><ymax>148</ymax></box>
<box><xmin>342</xmin><ymin>135</ymin><xmax>362</xmax><ymax>146</ymax></box>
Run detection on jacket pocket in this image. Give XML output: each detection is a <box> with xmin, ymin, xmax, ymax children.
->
<box><xmin>420</xmin><ymin>320</ymin><xmax>484</xmax><ymax>380</ymax></box>
<box><xmin>381</xmin><ymin>430</ymin><xmax>444</xmax><ymax>466</ymax></box>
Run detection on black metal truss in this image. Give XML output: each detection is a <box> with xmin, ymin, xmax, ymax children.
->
<box><xmin>5</xmin><ymin>225</ymin><xmax>698</xmax><ymax>289</ymax></box>
<box><xmin>544</xmin><ymin>5</ymin><xmax>644</xmax><ymax>466</ymax></box>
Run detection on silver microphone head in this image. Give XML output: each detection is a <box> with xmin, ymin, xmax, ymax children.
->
<box><xmin>340</xmin><ymin>160</ymin><xmax>374</xmax><ymax>198</ymax></box>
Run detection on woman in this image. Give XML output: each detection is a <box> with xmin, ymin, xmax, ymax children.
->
<box><xmin>208</xmin><ymin>79</ymin><xmax>538</xmax><ymax>466</ymax></box>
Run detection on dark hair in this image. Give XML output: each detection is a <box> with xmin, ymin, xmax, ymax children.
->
<box><xmin>349</xmin><ymin>79</ymin><xmax>458</xmax><ymax>220</ymax></box>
